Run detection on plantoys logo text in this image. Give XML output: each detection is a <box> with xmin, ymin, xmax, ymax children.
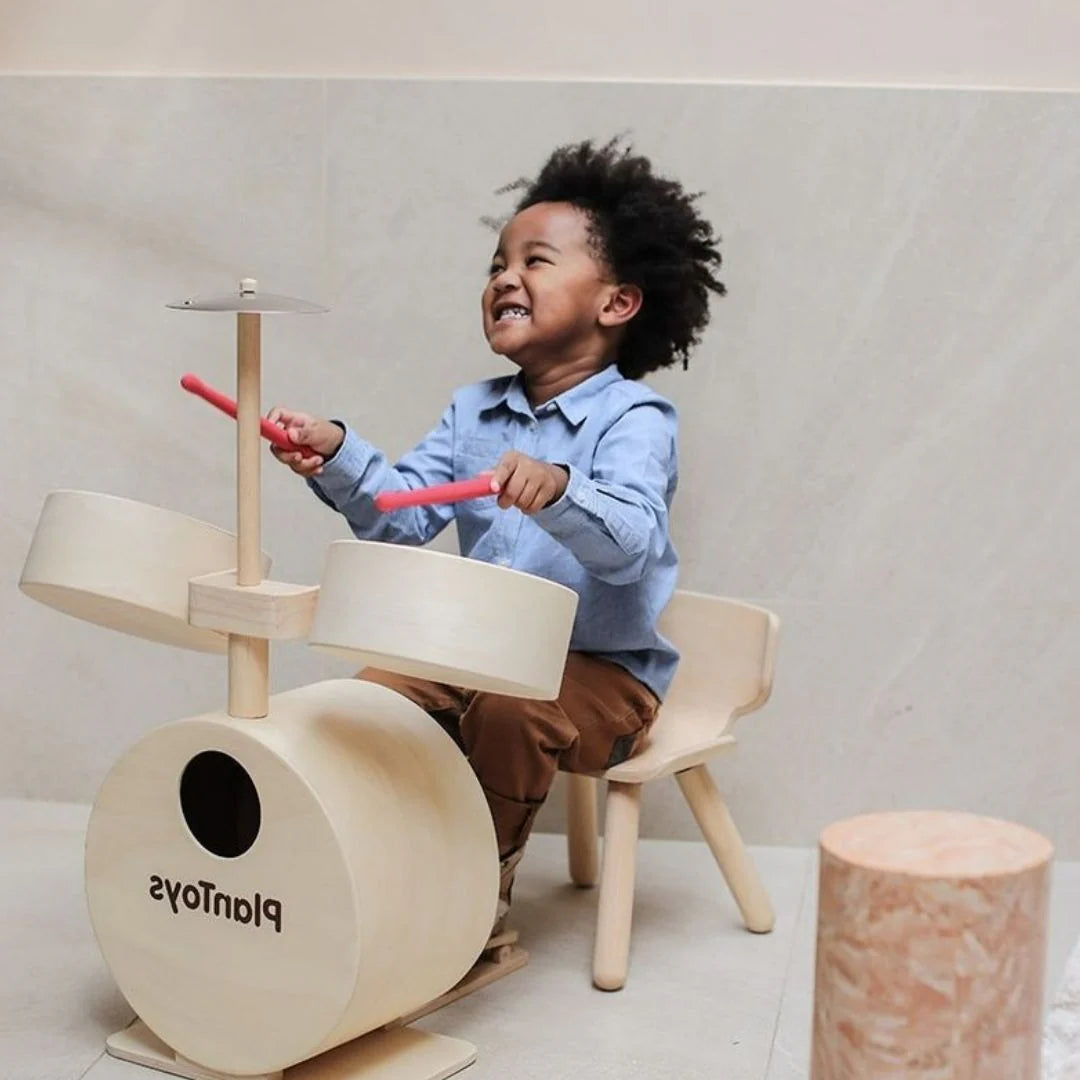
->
<box><xmin>149</xmin><ymin>875</ymin><xmax>283</xmax><ymax>933</ymax></box>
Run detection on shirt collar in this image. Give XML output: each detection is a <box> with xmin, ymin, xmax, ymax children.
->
<box><xmin>481</xmin><ymin>365</ymin><xmax>622</xmax><ymax>426</ymax></box>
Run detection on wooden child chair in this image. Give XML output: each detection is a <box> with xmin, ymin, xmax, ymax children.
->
<box><xmin>564</xmin><ymin>591</ymin><xmax>781</xmax><ymax>990</ymax></box>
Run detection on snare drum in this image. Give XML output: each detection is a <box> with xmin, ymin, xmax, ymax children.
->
<box><xmin>309</xmin><ymin>541</ymin><xmax>578</xmax><ymax>700</ymax></box>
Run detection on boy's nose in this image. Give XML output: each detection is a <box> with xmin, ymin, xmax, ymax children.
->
<box><xmin>493</xmin><ymin>268</ymin><xmax>521</xmax><ymax>290</ymax></box>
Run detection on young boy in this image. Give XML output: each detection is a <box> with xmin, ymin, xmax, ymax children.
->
<box><xmin>268</xmin><ymin>138</ymin><xmax>725</xmax><ymax>931</ymax></box>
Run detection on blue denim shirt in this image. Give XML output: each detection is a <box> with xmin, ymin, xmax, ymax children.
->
<box><xmin>308</xmin><ymin>364</ymin><xmax>680</xmax><ymax>700</ymax></box>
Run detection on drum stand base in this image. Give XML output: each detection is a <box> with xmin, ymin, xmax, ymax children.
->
<box><xmin>104</xmin><ymin>930</ymin><xmax>528</xmax><ymax>1080</ymax></box>
<box><xmin>107</xmin><ymin>1020</ymin><xmax>474</xmax><ymax>1080</ymax></box>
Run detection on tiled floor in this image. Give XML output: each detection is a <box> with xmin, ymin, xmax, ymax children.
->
<box><xmin>3</xmin><ymin>798</ymin><xmax>1078</xmax><ymax>1080</ymax></box>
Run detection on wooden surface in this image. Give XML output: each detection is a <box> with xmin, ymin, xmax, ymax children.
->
<box><xmin>604</xmin><ymin>591</ymin><xmax>778</xmax><ymax>783</ymax></box>
<box><xmin>812</xmin><ymin>810</ymin><xmax>1053</xmax><ymax>1079</ymax></box>
<box><xmin>284</xmin><ymin>1026</ymin><xmax>475</xmax><ymax>1080</ymax></box>
<box><xmin>85</xmin><ymin>679</ymin><xmax>498</xmax><ymax>1075</ymax></box>
<box><xmin>188</xmin><ymin>572</ymin><xmax>319</xmax><ymax>639</ymax></box>
<box><xmin>563</xmin><ymin>590</ymin><xmax>780</xmax><ymax>989</ymax></box>
<box><xmin>108</xmin><ymin>1021</ymin><xmax>282</xmax><ymax>1080</ymax></box>
<box><xmin>566</xmin><ymin>774</ymin><xmax>598</xmax><ymax>888</ymax></box>
<box><xmin>229</xmin><ymin>310</ymin><xmax>268</xmax><ymax>718</ymax></box>
<box><xmin>592</xmin><ymin>782</ymin><xmax>641</xmax><ymax>991</ymax></box>
<box><xmin>19</xmin><ymin>489</ymin><xmax>269</xmax><ymax>653</ymax></box>
<box><xmin>227</xmin><ymin>634</ymin><xmax>269</xmax><ymax>718</ymax></box>
<box><xmin>108</xmin><ymin>1019</ymin><xmax>475</xmax><ymax>1080</ymax></box>
<box><xmin>235</xmin><ymin>312</ymin><xmax>262</xmax><ymax>588</ymax></box>
<box><xmin>676</xmin><ymin>765</ymin><xmax>774</xmax><ymax>933</ymax></box>
<box><xmin>391</xmin><ymin>930</ymin><xmax>528</xmax><ymax>1027</ymax></box>
<box><xmin>309</xmin><ymin>540</ymin><xmax>578</xmax><ymax>700</ymax></box>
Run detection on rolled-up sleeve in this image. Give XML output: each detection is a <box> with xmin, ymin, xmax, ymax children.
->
<box><xmin>307</xmin><ymin>404</ymin><xmax>457</xmax><ymax>546</ymax></box>
<box><xmin>532</xmin><ymin>401</ymin><xmax>676</xmax><ymax>584</ymax></box>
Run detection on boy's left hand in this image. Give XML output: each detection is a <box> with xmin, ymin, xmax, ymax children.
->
<box><xmin>490</xmin><ymin>451</ymin><xmax>569</xmax><ymax>514</ymax></box>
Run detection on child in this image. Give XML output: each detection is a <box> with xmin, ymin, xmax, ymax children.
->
<box><xmin>268</xmin><ymin>138</ymin><xmax>725</xmax><ymax>932</ymax></box>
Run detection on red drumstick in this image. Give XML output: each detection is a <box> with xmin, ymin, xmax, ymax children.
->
<box><xmin>182</xmin><ymin>373</ymin><xmax>493</xmax><ymax>508</ymax></box>
<box><xmin>180</xmin><ymin>373</ymin><xmax>319</xmax><ymax>458</ymax></box>
<box><xmin>374</xmin><ymin>476</ymin><xmax>496</xmax><ymax>512</ymax></box>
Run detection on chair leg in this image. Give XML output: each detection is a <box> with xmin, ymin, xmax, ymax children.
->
<box><xmin>592</xmin><ymin>781</ymin><xmax>641</xmax><ymax>991</ymax></box>
<box><xmin>566</xmin><ymin>773</ymin><xmax>599</xmax><ymax>887</ymax></box>
<box><xmin>675</xmin><ymin>764</ymin><xmax>775</xmax><ymax>933</ymax></box>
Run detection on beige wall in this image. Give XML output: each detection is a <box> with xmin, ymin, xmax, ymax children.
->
<box><xmin>3</xmin><ymin>4</ymin><xmax>1080</xmax><ymax>855</ymax></box>
<box><xmin>1</xmin><ymin>0</ymin><xmax>1079</xmax><ymax>87</ymax></box>
<box><xmin>4</xmin><ymin>75</ymin><xmax>1079</xmax><ymax>854</ymax></box>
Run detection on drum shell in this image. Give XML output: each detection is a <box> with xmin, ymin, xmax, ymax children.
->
<box><xmin>19</xmin><ymin>490</ymin><xmax>269</xmax><ymax>653</ymax></box>
<box><xmin>309</xmin><ymin>540</ymin><xmax>578</xmax><ymax>700</ymax></box>
<box><xmin>84</xmin><ymin>678</ymin><xmax>498</xmax><ymax>1075</ymax></box>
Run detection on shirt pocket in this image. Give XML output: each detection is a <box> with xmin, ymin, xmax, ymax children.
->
<box><xmin>454</xmin><ymin>435</ymin><xmax>507</xmax><ymax>477</ymax></box>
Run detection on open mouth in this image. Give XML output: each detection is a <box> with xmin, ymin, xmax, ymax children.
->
<box><xmin>495</xmin><ymin>305</ymin><xmax>530</xmax><ymax>322</ymax></box>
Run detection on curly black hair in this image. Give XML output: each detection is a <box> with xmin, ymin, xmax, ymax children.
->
<box><xmin>496</xmin><ymin>137</ymin><xmax>725</xmax><ymax>380</ymax></box>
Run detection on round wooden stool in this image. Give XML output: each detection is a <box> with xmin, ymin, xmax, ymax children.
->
<box><xmin>811</xmin><ymin>810</ymin><xmax>1053</xmax><ymax>1079</ymax></box>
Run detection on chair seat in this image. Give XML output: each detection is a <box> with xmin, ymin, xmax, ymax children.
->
<box><xmin>603</xmin><ymin>711</ymin><xmax>737</xmax><ymax>783</ymax></box>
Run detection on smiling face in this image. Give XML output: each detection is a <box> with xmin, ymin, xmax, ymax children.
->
<box><xmin>482</xmin><ymin>202</ymin><xmax>640</xmax><ymax>378</ymax></box>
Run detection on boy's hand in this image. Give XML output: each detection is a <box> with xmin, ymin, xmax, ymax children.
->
<box><xmin>265</xmin><ymin>406</ymin><xmax>343</xmax><ymax>478</ymax></box>
<box><xmin>491</xmin><ymin>451</ymin><xmax>569</xmax><ymax>514</ymax></box>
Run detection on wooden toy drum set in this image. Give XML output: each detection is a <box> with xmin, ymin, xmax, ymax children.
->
<box><xmin>19</xmin><ymin>281</ymin><xmax>579</xmax><ymax>1080</ymax></box>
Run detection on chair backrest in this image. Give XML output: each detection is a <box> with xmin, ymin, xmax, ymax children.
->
<box><xmin>657</xmin><ymin>591</ymin><xmax>780</xmax><ymax>732</ymax></box>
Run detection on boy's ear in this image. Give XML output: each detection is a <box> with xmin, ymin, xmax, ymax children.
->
<box><xmin>599</xmin><ymin>283</ymin><xmax>643</xmax><ymax>327</ymax></box>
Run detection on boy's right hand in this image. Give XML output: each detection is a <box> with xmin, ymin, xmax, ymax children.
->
<box><xmin>266</xmin><ymin>406</ymin><xmax>345</xmax><ymax>477</ymax></box>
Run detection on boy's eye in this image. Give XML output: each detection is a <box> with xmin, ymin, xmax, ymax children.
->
<box><xmin>486</xmin><ymin>255</ymin><xmax>549</xmax><ymax>276</ymax></box>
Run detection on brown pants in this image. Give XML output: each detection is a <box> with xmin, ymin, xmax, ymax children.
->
<box><xmin>358</xmin><ymin>653</ymin><xmax>659</xmax><ymax>860</ymax></box>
